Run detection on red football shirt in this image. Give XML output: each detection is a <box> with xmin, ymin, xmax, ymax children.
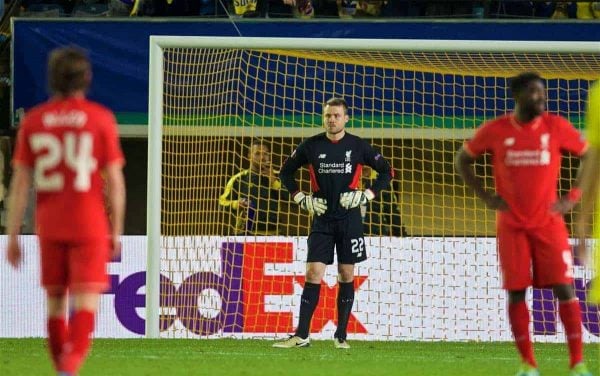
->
<box><xmin>464</xmin><ymin>113</ymin><xmax>588</xmax><ymax>228</ymax></box>
<box><xmin>13</xmin><ymin>97</ymin><xmax>124</xmax><ymax>240</ymax></box>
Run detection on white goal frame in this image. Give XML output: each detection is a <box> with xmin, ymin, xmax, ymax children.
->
<box><xmin>146</xmin><ymin>36</ymin><xmax>600</xmax><ymax>338</ymax></box>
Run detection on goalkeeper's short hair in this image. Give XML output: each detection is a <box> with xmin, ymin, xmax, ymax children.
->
<box><xmin>325</xmin><ymin>97</ymin><xmax>349</xmax><ymax>113</ymax></box>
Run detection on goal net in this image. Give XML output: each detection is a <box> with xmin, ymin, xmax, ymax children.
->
<box><xmin>147</xmin><ymin>37</ymin><xmax>600</xmax><ymax>341</ymax></box>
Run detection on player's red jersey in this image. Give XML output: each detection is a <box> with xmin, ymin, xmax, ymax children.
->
<box><xmin>13</xmin><ymin>96</ymin><xmax>124</xmax><ymax>240</ymax></box>
<box><xmin>464</xmin><ymin>113</ymin><xmax>588</xmax><ymax>228</ymax></box>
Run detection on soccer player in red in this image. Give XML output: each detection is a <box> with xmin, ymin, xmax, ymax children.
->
<box><xmin>455</xmin><ymin>72</ymin><xmax>591</xmax><ymax>376</ymax></box>
<box><xmin>4</xmin><ymin>47</ymin><xmax>125</xmax><ymax>376</ymax></box>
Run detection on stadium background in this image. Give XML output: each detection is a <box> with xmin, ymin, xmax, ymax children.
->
<box><xmin>2</xmin><ymin>17</ymin><xmax>600</xmax><ymax>376</ymax></box>
<box><xmin>2</xmin><ymin>20</ymin><xmax>599</xmax><ymax>343</ymax></box>
<box><xmin>12</xmin><ymin>20</ymin><xmax>599</xmax><ymax>237</ymax></box>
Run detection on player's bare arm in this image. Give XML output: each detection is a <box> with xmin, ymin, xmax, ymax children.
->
<box><xmin>551</xmin><ymin>148</ymin><xmax>590</xmax><ymax>215</ymax></box>
<box><xmin>219</xmin><ymin>172</ymin><xmax>246</xmax><ymax>210</ymax></box>
<box><xmin>455</xmin><ymin>146</ymin><xmax>508</xmax><ymax>211</ymax></box>
<box><xmin>105</xmin><ymin>162</ymin><xmax>126</xmax><ymax>259</ymax></box>
<box><xmin>550</xmin><ymin>191</ymin><xmax>581</xmax><ymax>215</ymax></box>
<box><xmin>550</xmin><ymin>192</ymin><xmax>580</xmax><ymax>215</ymax></box>
<box><xmin>5</xmin><ymin>165</ymin><xmax>32</xmax><ymax>268</ymax></box>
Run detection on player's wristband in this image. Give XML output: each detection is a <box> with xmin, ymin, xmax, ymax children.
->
<box><xmin>566</xmin><ymin>187</ymin><xmax>582</xmax><ymax>203</ymax></box>
<box><xmin>292</xmin><ymin>191</ymin><xmax>306</xmax><ymax>204</ymax></box>
<box><xmin>364</xmin><ymin>188</ymin><xmax>375</xmax><ymax>201</ymax></box>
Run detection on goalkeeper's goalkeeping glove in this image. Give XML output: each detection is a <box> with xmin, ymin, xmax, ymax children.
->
<box><xmin>293</xmin><ymin>192</ymin><xmax>327</xmax><ymax>216</ymax></box>
<box><xmin>339</xmin><ymin>189</ymin><xmax>375</xmax><ymax>209</ymax></box>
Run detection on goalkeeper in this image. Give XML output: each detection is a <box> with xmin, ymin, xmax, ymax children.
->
<box><xmin>274</xmin><ymin>97</ymin><xmax>393</xmax><ymax>349</ymax></box>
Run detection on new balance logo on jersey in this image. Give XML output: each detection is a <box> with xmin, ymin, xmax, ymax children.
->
<box><xmin>504</xmin><ymin>137</ymin><xmax>515</xmax><ymax>146</ymax></box>
<box><xmin>318</xmin><ymin>154</ymin><xmax>327</xmax><ymax>159</ymax></box>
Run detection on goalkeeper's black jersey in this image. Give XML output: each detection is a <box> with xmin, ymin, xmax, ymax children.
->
<box><xmin>279</xmin><ymin>132</ymin><xmax>393</xmax><ymax>220</ymax></box>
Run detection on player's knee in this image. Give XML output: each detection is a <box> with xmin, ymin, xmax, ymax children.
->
<box><xmin>305</xmin><ymin>270</ymin><xmax>323</xmax><ymax>284</ymax></box>
<box><xmin>337</xmin><ymin>264</ymin><xmax>354</xmax><ymax>282</ymax></box>
<box><xmin>46</xmin><ymin>287</ymin><xmax>67</xmax><ymax>298</ymax></box>
<box><xmin>337</xmin><ymin>272</ymin><xmax>354</xmax><ymax>283</ymax></box>
<box><xmin>71</xmin><ymin>292</ymin><xmax>101</xmax><ymax>312</ymax></box>
<box><xmin>507</xmin><ymin>289</ymin><xmax>526</xmax><ymax>304</ymax></box>
<box><xmin>305</xmin><ymin>263</ymin><xmax>326</xmax><ymax>283</ymax></box>
<box><xmin>552</xmin><ymin>284</ymin><xmax>575</xmax><ymax>301</ymax></box>
<box><xmin>46</xmin><ymin>291</ymin><xmax>68</xmax><ymax>317</ymax></box>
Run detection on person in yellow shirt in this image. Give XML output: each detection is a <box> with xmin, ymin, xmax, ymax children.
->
<box><xmin>219</xmin><ymin>139</ymin><xmax>282</xmax><ymax>235</ymax></box>
<box><xmin>576</xmin><ymin>81</ymin><xmax>600</xmax><ymax>302</ymax></box>
<box><xmin>576</xmin><ymin>2</ymin><xmax>600</xmax><ymax>19</ymax></box>
<box><xmin>232</xmin><ymin>0</ymin><xmax>301</xmax><ymax>17</ymax></box>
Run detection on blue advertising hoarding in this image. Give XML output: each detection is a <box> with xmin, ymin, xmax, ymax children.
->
<box><xmin>12</xmin><ymin>19</ymin><xmax>600</xmax><ymax>130</ymax></box>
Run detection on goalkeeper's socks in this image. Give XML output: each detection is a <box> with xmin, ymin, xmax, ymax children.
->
<box><xmin>295</xmin><ymin>282</ymin><xmax>321</xmax><ymax>339</ymax></box>
<box><xmin>47</xmin><ymin>317</ymin><xmax>67</xmax><ymax>370</ymax></box>
<box><xmin>508</xmin><ymin>301</ymin><xmax>537</xmax><ymax>368</ymax></box>
<box><xmin>558</xmin><ymin>299</ymin><xmax>583</xmax><ymax>368</ymax></box>
<box><xmin>60</xmin><ymin>310</ymin><xmax>95</xmax><ymax>373</ymax></box>
<box><xmin>334</xmin><ymin>281</ymin><xmax>355</xmax><ymax>341</ymax></box>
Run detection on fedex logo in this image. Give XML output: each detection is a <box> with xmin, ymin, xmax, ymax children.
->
<box><xmin>105</xmin><ymin>242</ymin><xmax>367</xmax><ymax>336</ymax></box>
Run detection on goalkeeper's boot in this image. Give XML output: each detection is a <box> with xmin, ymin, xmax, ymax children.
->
<box><xmin>333</xmin><ymin>337</ymin><xmax>350</xmax><ymax>349</ymax></box>
<box><xmin>272</xmin><ymin>335</ymin><xmax>310</xmax><ymax>348</ymax></box>
<box><xmin>515</xmin><ymin>362</ymin><xmax>539</xmax><ymax>376</ymax></box>
<box><xmin>570</xmin><ymin>362</ymin><xmax>593</xmax><ymax>376</ymax></box>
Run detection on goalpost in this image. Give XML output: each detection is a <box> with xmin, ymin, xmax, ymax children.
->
<box><xmin>147</xmin><ymin>36</ymin><xmax>600</xmax><ymax>340</ymax></box>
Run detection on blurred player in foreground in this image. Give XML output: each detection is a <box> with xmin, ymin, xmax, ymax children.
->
<box><xmin>5</xmin><ymin>47</ymin><xmax>125</xmax><ymax>376</ymax></box>
<box><xmin>576</xmin><ymin>80</ymin><xmax>600</xmax><ymax>303</ymax></box>
<box><xmin>455</xmin><ymin>72</ymin><xmax>591</xmax><ymax>376</ymax></box>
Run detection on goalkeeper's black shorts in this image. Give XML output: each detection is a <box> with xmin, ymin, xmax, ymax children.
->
<box><xmin>306</xmin><ymin>209</ymin><xmax>366</xmax><ymax>265</ymax></box>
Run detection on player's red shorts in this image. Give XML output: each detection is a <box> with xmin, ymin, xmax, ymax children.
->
<box><xmin>497</xmin><ymin>215</ymin><xmax>573</xmax><ymax>290</ymax></box>
<box><xmin>39</xmin><ymin>237</ymin><xmax>110</xmax><ymax>294</ymax></box>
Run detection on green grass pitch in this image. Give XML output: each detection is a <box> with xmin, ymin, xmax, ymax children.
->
<box><xmin>0</xmin><ymin>338</ymin><xmax>598</xmax><ymax>375</ymax></box>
